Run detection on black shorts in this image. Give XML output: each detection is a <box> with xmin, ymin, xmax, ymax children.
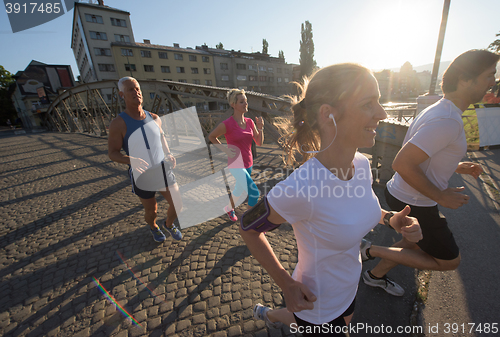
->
<box><xmin>128</xmin><ymin>163</ymin><xmax>176</xmax><ymax>200</ymax></box>
<box><xmin>384</xmin><ymin>187</ymin><xmax>459</xmax><ymax>260</ymax></box>
<box><xmin>292</xmin><ymin>299</ymin><xmax>355</xmax><ymax>336</ymax></box>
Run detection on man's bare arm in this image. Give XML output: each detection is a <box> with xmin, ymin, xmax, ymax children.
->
<box><xmin>392</xmin><ymin>142</ymin><xmax>469</xmax><ymax>209</ymax></box>
<box><xmin>108</xmin><ymin>117</ymin><xmax>149</xmax><ymax>173</ymax></box>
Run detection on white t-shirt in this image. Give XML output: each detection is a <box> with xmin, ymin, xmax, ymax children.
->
<box><xmin>267</xmin><ymin>152</ymin><xmax>381</xmax><ymax>324</ymax></box>
<box><xmin>387</xmin><ymin>98</ymin><xmax>467</xmax><ymax>206</ymax></box>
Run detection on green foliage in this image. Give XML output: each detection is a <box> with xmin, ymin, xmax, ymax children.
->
<box><xmin>462</xmin><ymin>107</ymin><xmax>479</xmax><ymax>144</ymax></box>
<box><xmin>278</xmin><ymin>50</ymin><xmax>285</xmax><ymax>60</ymax></box>
<box><xmin>0</xmin><ymin>65</ymin><xmax>14</xmax><ymax>89</ymax></box>
<box><xmin>299</xmin><ymin>20</ymin><xmax>317</xmax><ymax>79</ymax></box>
<box><xmin>0</xmin><ymin>65</ymin><xmax>16</xmax><ymax>123</ymax></box>
<box><xmin>262</xmin><ymin>38</ymin><xmax>269</xmax><ymax>54</ymax></box>
<box><xmin>488</xmin><ymin>31</ymin><xmax>500</xmax><ymax>53</ymax></box>
<box><xmin>216</xmin><ymin>42</ymin><xmax>224</xmax><ymax>50</ymax></box>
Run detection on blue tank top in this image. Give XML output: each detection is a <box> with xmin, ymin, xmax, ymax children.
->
<box><xmin>119</xmin><ymin>110</ymin><xmax>164</xmax><ymax>166</ymax></box>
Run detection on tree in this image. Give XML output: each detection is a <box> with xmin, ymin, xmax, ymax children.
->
<box><xmin>488</xmin><ymin>31</ymin><xmax>500</xmax><ymax>53</ymax></box>
<box><xmin>0</xmin><ymin>65</ymin><xmax>14</xmax><ymax>89</ymax></box>
<box><xmin>216</xmin><ymin>42</ymin><xmax>224</xmax><ymax>50</ymax></box>
<box><xmin>278</xmin><ymin>50</ymin><xmax>285</xmax><ymax>61</ymax></box>
<box><xmin>299</xmin><ymin>20</ymin><xmax>317</xmax><ymax>79</ymax></box>
<box><xmin>262</xmin><ymin>39</ymin><xmax>268</xmax><ymax>54</ymax></box>
<box><xmin>0</xmin><ymin>65</ymin><xmax>16</xmax><ymax>125</ymax></box>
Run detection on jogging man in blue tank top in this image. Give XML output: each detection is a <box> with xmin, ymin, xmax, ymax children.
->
<box><xmin>108</xmin><ymin>77</ymin><xmax>182</xmax><ymax>243</ymax></box>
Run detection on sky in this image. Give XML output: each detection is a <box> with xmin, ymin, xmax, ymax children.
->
<box><xmin>0</xmin><ymin>0</ymin><xmax>499</xmax><ymax>79</ymax></box>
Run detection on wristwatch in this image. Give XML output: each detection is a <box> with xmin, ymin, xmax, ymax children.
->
<box><xmin>383</xmin><ymin>211</ymin><xmax>395</xmax><ymax>229</ymax></box>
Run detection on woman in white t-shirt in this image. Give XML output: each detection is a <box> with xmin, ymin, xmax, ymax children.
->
<box><xmin>239</xmin><ymin>64</ymin><xmax>423</xmax><ymax>336</ymax></box>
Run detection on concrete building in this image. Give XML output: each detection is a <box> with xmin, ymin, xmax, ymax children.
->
<box><xmin>11</xmin><ymin>60</ymin><xmax>76</xmax><ymax>128</ymax></box>
<box><xmin>197</xmin><ymin>45</ymin><xmax>296</xmax><ymax>97</ymax></box>
<box><xmin>70</xmin><ymin>1</ymin><xmax>295</xmax><ymax>111</ymax></box>
<box><xmin>71</xmin><ymin>1</ymin><xmax>134</xmax><ymax>83</ymax></box>
<box><xmin>111</xmin><ymin>41</ymin><xmax>217</xmax><ymax>108</ymax></box>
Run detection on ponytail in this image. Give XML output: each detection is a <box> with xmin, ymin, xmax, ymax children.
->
<box><xmin>275</xmin><ymin>63</ymin><xmax>371</xmax><ymax>167</ymax></box>
<box><xmin>278</xmin><ymin>78</ymin><xmax>320</xmax><ymax>167</ymax></box>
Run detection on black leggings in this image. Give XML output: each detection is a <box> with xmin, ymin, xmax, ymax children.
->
<box><xmin>292</xmin><ymin>299</ymin><xmax>355</xmax><ymax>336</ymax></box>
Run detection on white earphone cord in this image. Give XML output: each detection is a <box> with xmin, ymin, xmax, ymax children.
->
<box><xmin>300</xmin><ymin>115</ymin><xmax>337</xmax><ymax>154</ymax></box>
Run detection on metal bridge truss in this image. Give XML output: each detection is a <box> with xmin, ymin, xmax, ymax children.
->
<box><xmin>44</xmin><ymin>80</ymin><xmax>293</xmax><ymax>144</ymax></box>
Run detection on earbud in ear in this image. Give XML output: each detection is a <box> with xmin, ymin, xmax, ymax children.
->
<box><xmin>329</xmin><ymin>114</ymin><xmax>337</xmax><ymax>128</ymax></box>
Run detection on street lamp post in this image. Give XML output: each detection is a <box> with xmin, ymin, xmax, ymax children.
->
<box><xmin>429</xmin><ymin>0</ymin><xmax>451</xmax><ymax>95</ymax></box>
<box><xmin>416</xmin><ymin>0</ymin><xmax>451</xmax><ymax>115</ymax></box>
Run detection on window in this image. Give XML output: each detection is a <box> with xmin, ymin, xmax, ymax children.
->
<box><xmin>90</xmin><ymin>31</ymin><xmax>107</xmax><ymax>40</ymax></box>
<box><xmin>202</xmin><ymin>56</ymin><xmax>209</xmax><ymax>62</ymax></box>
<box><xmin>220</xmin><ymin>63</ymin><xmax>228</xmax><ymax>70</ymax></box>
<box><xmin>110</xmin><ymin>18</ymin><xmax>127</xmax><ymax>27</ymax></box>
<box><xmin>259</xmin><ymin>66</ymin><xmax>266</xmax><ymax>72</ymax></box>
<box><xmin>259</xmin><ymin>76</ymin><xmax>266</xmax><ymax>82</ymax></box>
<box><xmin>115</xmin><ymin>34</ymin><xmax>130</xmax><ymax>43</ymax></box>
<box><xmin>144</xmin><ymin>65</ymin><xmax>154</xmax><ymax>72</ymax></box>
<box><xmin>284</xmin><ymin>78</ymin><xmax>289</xmax><ymax>83</ymax></box>
<box><xmin>278</xmin><ymin>77</ymin><xmax>282</xmax><ymax>82</ymax></box>
<box><xmin>277</xmin><ymin>68</ymin><xmax>282</xmax><ymax>73</ymax></box>
<box><xmin>161</xmin><ymin>66</ymin><xmax>170</xmax><ymax>73</ymax></box>
<box><xmin>249</xmin><ymin>75</ymin><xmax>257</xmax><ymax>81</ymax></box>
<box><xmin>221</xmin><ymin>75</ymin><xmax>229</xmax><ymax>81</ymax></box>
<box><xmin>158</xmin><ymin>52</ymin><xmax>168</xmax><ymax>59</ymax></box>
<box><xmin>236</xmin><ymin>63</ymin><xmax>246</xmax><ymax>70</ymax></box>
<box><xmin>237</xmin><ymin>75</ymin><xmax>247</xmax><ymax>81</ymax></box>
<box><xmin>141</xmin><ymin>50</ymin><xmax>152</xmax><ymax>58</ymax></box>
<box><xmin>285</xmin><ymin>68</ymin><xmax>290</xmax><ymax>74</ymax></box>
<box><xmin>191</xmin><ymin>67</ymin><xmax>199</xmax><ymax>74</ymax></box>
<box><xmin>94</xmin><ymin>48</ymin><xmax>111</xmax><ymax>56</ymax></box>
<box><xmin>193</xmin><ymin>79</ymin><xmax>200</xmax><ymax>84</ymax></box>
<box><xmin>178</xmin><ymin>79</ymin><xmax>187</xmax><ymax>83</ymax></box>
<box><xmin>176</xmin><ymin>67</ymin><xmax>185</xmax><ymax>73</ymax></box>
<box><xmin>268</xmin><ymin>77</ymin><xmax>274</xmax><ymax>82</ymax></box>
<box><xmin>125</xmin><ymin>64</ymin><xmax>136</xmax><ymax>72</ymax></box>
<box><xmin>205</xmin><ymin>80</ymin><xmax>212</xmax><ymax>85</ymax></box>
<box><xmin>174</xmin><ymin>53</ymin><xmax>183</xmax><ymax>60</ymax></box>
<box><xmin>150</xmin><ymin>93</ymin><xmax>155</xmax><ymax>99</ymax></box>
<box><xmin>121</xmin><ymin>48</ymin><xmax>133</xmax><ymax>56</ymax></box>
<box><xmin>248</xmin><ymin>65</ymin><xmax>256</xmax><ymax>71</ymax></box>
<box><xmin>85</xmin><ymin>14</ymin><xmax>103</xmax><ymax>24</ymax></box>
<box><xmin>189</xmin><ymin>55</ymin><xmax>197</xmax><ymax>61</ymax></box>
<box><xmin>268</xmin><ymin>67</ymin><xmax>274</xmax><ymax>73</ymax></box>
<box><xmin>203</xmin><ymin>68</ymin><xmax>211</xmax><ymax>74</ymax></box>
<box><xmin>98</xmin><ymin>64</ymin><xmax>115</xmax><ymax>72</ymax></box>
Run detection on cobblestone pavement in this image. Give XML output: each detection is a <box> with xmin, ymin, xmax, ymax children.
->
<box><xmin>0</xmin><ymin>132</ymin><xmax>419</xmax><ymax>337</ymax></box>
<box><xmin>0</xmin><ymin>133</ymin><xmax>302</xmax><ymax>337</ymax></box>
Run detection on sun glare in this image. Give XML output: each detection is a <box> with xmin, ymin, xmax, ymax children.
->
<box><xmin>358</xmin><ymin>0</ymin><xmax>441</xmax><ymax>70</ymax></box>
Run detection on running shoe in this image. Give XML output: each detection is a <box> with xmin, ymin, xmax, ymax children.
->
<box><xmin>253</xmin><ymin>303</ymin><xmax>283</xmax><ymax>329</ymax></box>
<box><xmin>150</xmin><ymin>226</ymin><xmax>166</xmax><ymax>242</ymax></box>
<box><xmin>163</xmin><ymin>221</ymin><xmax>183</xmax><ymax>240</ymax></box>
<box><xmin>224</xmin><ymin>205</ymin><xmax>238</xmax><ymax>222</ymax></box>
<box><xmin>362</xmin><ymin>270</ymin><xmax>405</xmax><ymax>296</ymax></box>
<box><xmin>360</xmin><ymin>239</ymin><xmax>374</xmax><ymax>262</ymax></box>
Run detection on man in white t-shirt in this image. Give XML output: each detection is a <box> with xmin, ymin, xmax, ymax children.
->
<box><xmin>362</xmin><ymin>49</ymin><xmax>499</xmax><ymax>295</ymax></box>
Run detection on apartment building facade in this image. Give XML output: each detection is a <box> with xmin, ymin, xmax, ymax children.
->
<box><xmin>111</xmin><ymin>41</ymin><xmax>217</xmax><ymax>109</ymax></box>
<box><xmin>71</xmin><ymin>2</ymin><xmax>134</xmax><ymax>84</ymax></box>
<box><xmin>197</xmin><ymin>45</ymin><xmax>295</xmax><ymax>97</ymax></box>
<box><xmin>70</xmin><ymin>1</ymin><xmax>294</xmax><ymax>110</ymax></box>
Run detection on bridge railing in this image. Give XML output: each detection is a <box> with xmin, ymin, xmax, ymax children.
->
<box><xmin>45</xmin><ymin>80</ymin><xmax>426</xmax><ymax>183</ymax></box>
